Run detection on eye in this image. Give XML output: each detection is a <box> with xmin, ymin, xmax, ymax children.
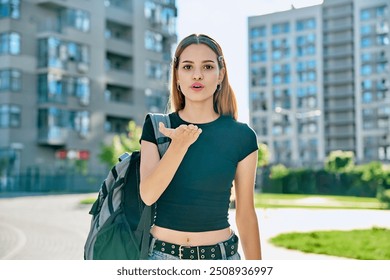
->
<box><xmin>182</xmin><ymin>65</ymin><xmax>192</xmax><ymax>70</ymax></box>
<box><xmin>203</xmin><ymin>64</ymin><xmax>214</xmax><ymax>70</ymax></box>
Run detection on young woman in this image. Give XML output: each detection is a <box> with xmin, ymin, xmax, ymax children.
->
<box><xmin>140</xmin><ymin>34</ymin><xmax>261</xmax><ymax>260</ymax></box>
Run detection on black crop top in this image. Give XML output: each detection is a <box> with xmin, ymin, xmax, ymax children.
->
<box><xmin>140</xmin><ymin>112</ymin><xmax>258</xmax><ymax>232</ymax></box>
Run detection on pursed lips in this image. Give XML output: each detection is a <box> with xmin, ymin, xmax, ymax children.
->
<box><xmin>191</xmin><ymin>82</ymin><xmax>204</xmax><ymax>91</ymax></box>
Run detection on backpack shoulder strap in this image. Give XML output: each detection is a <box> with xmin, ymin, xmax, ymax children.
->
<box><xmin>147</xmin><ymin>113</ymin><xmax>171</xmax><ymax>158</ymax></box>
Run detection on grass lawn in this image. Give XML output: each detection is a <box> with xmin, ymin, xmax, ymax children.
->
<box><xmin>82</xmin><ymin>193</ymin><xmax>385</xmax><ymax>210</ymax></box>
<box><xmin>80</xmin><ymin>197</ymin><xmax>96</xmax><ymax>205</ymax></box>
<box><xmin>254</xmin><ymin>193</ymin><xmax>384</xmax><ymax>210</ymax></box>
<box><xmin>270</xmin><ymin>227</ymin><xmax>390</xmax><ymax>260</ymax></box>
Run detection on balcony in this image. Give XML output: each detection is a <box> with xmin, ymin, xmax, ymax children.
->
<box><xmin>323</xmin><ymin>61</ymin><xmax>354</xmax><ymax>72</ymax></box>
<box><xmin>106</xmin><ymin>39</ymin><xmax>133</xmax><ymax>56</ymax></box>
<box><xmin>324</xmin><ymin>74</ymin><xmax>354</xmax><ymax>85</ymax></box>
<box><xmin>323</xmin><ymin>6</ymin><xmax>353</xmax><ymax>19</ymax></box>
<box><xmin>325</xmin><ymin>116</ymin><xmax>355</xmax><ymax>125</ymax></box>
<box><xmin>38</xmin><ymin>127</ymin><xmax>68</xmax><ymax>146</ymax></box>
<box><xmin>323</xmin><ymin>21</ymin><xmax>353</xmax><ymax>32</ymax></box>
<box><xmin>36</xmin><ymin>0</ymin><xmax>67</xmax><ymax>9</ymax></box>
<box><xmin>323</xmin><ymin>34</ymin><xmax>353</xmax><ymax>46</ymax></box>
<box><xmin>323</xmin><ymin>48</ymin><xmax>353</xmax><ymax>59</ymax></box>
<box><xmin>325</xmin><ymin>128</ymin><xmax>355</xmax><ymax>138</ymax></box>
<box><xmin>324</xmin><ymin>90</ymin><xmax>354</xmax><ymax>98</ymax></box>
<box><xmin>106</xmin><ymin>5</ymin><xmax>133</xmax><ymax>26</ymax></box>
<box><xmin>37</xmin><ymin>19</ymin><xmax>64</xmax><ymax>35</ymax></box>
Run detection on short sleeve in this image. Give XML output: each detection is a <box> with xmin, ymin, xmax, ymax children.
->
<box><xmin>238</xmin><ymin>124</ymin><xmax>258</xmax><ymax>162</ymax></box>
<box><xmin>140</xmin><ymin>114</ymin><xmax>157</xmax><ymax>145</ymax></box>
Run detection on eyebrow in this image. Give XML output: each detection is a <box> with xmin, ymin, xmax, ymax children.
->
<box><xmin>181</xmin><ymin>59</ymin><xmax>216</xmax><ymax>64</ymax></box>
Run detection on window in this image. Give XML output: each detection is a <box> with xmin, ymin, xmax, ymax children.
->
<box><xmin>38</xmin><ymin>74</ymin><xmax>90</xmax><ymax>105</ymax></box>
<box><xmin>360</xmin><ymin>9</ymin><xmax>371</xmax><ymax>21</ymax></box>
<box><xmin>69</xmin><ymin>110</ymin><xmax>89</xmax><ymax>137</ymax></box>
<box><xmin>361</xmin><ymin>79</ymin><xmax>372</xmax><ymax>90</ymax></box>
<box><xmin>105</xmin><ymin>21</ymin><xmax>132</xmax><ymax>41</ymax></box>
<box><xmin>38</xmin><ymin>37</ymin><xmax>90</xmax><ymax>69</ymax></box>
<box><xmin>361</xmin><ymin>37</ymin><xmax>373</xmax><ymax>48</ymax></box>
<box><xmin>361</xmin><ymin>53</ymin><xmax>372</xmax><ymax>62</ymax></box>
<box><xmin>361</xmin><ymin>5</ymin><xmax>388</xmax><ymax>21</ymax></box>
<box><xmin>272</xmin><ymin>64</ymin><xmax>290</xmax><ymax>85</ymax></box>
<box><xmin>38</xmin><ymin>107</ymin><xmax>68</xmax><ymax>139</ymax></box>
<box><xmin>106</xmin><ymin>52</ymin><xmax>132</xmax><ymax>72</ymax></box>
<box><xmin>251</xmin><ymin>67</ymin><xmax>267</xmax><ymax>87</ymax></box>
<box><xmin>250</xmin><ymin>91</ymin><xmax>267</xmax><ymax>111</ymax></box>
<box><xmin>105</xmin><ymin>84</ymin><xmax>133</xmax><ymax>103</ymax></box>
<box><xmin>273</xmin><ymin>89</ymin><xmax>291</xmax><ymax>109</ymax></box>
<box><xmin>0</xmin><ymin>32</ymin><xmax>20</xmax><ymax>55</ymax></box>
<box><xmin>272</xmin><ymin>22</ymin><xmax>290</xmax><ymax>35</ymax></box>
<box><xmin>377</xmin><ymin>34</ymin><xmax>389</xmax><ymax>46</ymax></box>
<box><xmin>361</xmin><ymin>65</ymin><xmax>372</xmax><ymax>76</ymax></box>
<box><xmin>61</xmin><ymin>8</ymin><xmax>90</xmax><ymax>32</ymax></box>
<box><xmin>75</xmin><ymin>77</ymin><xmax>90</xmax><ymax>105</ymax></box>
<box><xmin>296</xmin><ymin>18</ymin><xmax>316</xmax><ymax>31</ymax></box>
<box><xmin>297</xmin><ymin>60</ymin><xmax>316</xmax><ymax>82</ymax></box>
<box><xmin>145</xmin><ymin>88</ymin><xmax>168</xmax><ymax>113</ymax></box>
<box><xmin>362</xmin><ymin>91</ymin><xmax>373</xmax><ymax>103</ymax></box>
<box><xmin>250</xmin><ymin>26</ymin><xmax>266</xmax><ymax>38</ymax></box>
<box><xmin>361</xmin><ymin>25</ymin><xmax>373</xmax><ymax>35</ymax></box>
<box><xmin>105</xmin><ymin>116</ymin><xmax>132</xmax><ymax>133</ymax></box>
<box><xmin>104</xmin><ymin>0</ymin><xmax>131</xmax><ymax>9</ymax></box>
<box><xmin>0</xmin><ymin>0</ymin><xmax>20</xmax><ymax>19</ymax></box>
<box><xmin>146</xmin><ymin>60</ymin><xmax>164</xmax><ymax>80</ymax></box>
<box><xmin>251</xmin><ymin>41</ymin><xmax>267</xmax><ymax>62</ymax></box>
<box><xmin>0</xmin><ymin>104</ymin><xmax>20</xmax><ymax>128</ymax></box>
<box><xmin>145</xmin><ymin>30</ymin><xmax>163</xmax><ymax>52</ymax></box>
<box><xmin>0</xmin><ymin>69</ymin><xmax>21</xmax><ymax>92</ymax></box>
<box><xmin>296</xmin><ymin>34</ymin><xmax>316</xmax><ymax>57</ymax></box>
<box><xmin>144</xmin><ymin>0</ymin><xmax>176</xmax><ymax>35</ymax></box>
<box><xmin>272</xmin><ymin>38</ymin><xmax>290</xmax><ymax>60</ymax></box>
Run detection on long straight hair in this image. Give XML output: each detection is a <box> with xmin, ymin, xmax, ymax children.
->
<box><xmin>169</xmin><ymin>34</ymin><xmax>238</xmax><ymax>120</ymax></box>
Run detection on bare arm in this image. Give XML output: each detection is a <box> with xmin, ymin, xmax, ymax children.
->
<box><xmin>234</xmin><ymin>150</ymin><xmax>262</xmax><ymax>260</ymax></box>
<box><xmin>140</xmin><ymin>123</ymin><xmax>202</xmax><ymax>206</ymax></box>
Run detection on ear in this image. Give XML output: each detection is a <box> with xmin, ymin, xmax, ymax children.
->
<box><xmin>218</xmin><ymin>67</ymin><xmax>226</xmax><ymax>82</ymax></box>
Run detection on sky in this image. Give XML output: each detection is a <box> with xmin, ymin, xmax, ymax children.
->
<box><xmin>176</xmin><ymin>0</ymin><xmax>324</xmax><ymax>123</ymax></box>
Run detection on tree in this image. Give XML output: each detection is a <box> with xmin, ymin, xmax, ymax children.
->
<box><xmin>257</xmin><ymin>143</ymin><xmax>270</xmax><ymax>167</ymax></box>
<box><xmin>324</xmin><ymin>150</ymin><xmax>355</xmax><ymax>173</ymax></box>
<box><xmin>98</xmin><ymin>121</ymin><xmax>142</xmax><ymax>168</ymax></box>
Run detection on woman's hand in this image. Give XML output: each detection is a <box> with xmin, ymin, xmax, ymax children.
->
<box><xmin>159</xmin><ymin>122</ymin><xmax>202</xmax><ymax>148</ymax></box>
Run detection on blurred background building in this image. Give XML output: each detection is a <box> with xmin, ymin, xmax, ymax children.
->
<box><xmin>0</xmin><ymin>0</ymin><xmax>177</xmax><ymax>189</ymax></box>
<box><xmin>249</xmin><ymin>0</ymin><xmax>390</xmax><ymax>167</ymax></box>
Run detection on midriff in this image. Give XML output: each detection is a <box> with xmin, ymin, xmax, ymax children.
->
<box><xmin>150</xmin><ymin>226</ymin><xmax>232</xmax><ymax>246</ymax></box>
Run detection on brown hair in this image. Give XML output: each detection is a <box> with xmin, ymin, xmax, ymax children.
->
<box><xmin>169</xmin><ymin>34</ymin><xmax>238</xmax><ymax>120</ymax></box>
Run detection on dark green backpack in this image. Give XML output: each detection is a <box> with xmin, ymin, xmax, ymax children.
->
<box><xmin>84</xmin><ymin>113</ymin><xmax>170</xmax><ymax>260</ymax></box>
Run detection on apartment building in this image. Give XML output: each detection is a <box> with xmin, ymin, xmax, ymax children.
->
<box><xmin>248</xmin><ymin>0</ymin><xmax>390</xmax><ymax>167</ymax></box>
<box><xmin>0</xmin><ymin>0</ymin><xmax>177</xmax><ymax>185</ymax></box>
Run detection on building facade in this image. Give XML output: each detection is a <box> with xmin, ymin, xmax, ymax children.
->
<box><xmin>0</xmin><ymin>0</ymin><xmax>177</xmax><ymax>187</ymax></box>
<box><xmin>248</xmin><ymin>0</ymin><xmax>390</xmax><ymax>167</ymax></box>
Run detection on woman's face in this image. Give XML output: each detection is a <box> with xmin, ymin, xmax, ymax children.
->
<box><xmin>176</xmin><ymin>44</ymin><xmax>225</xmax><ymax>107</ymax></box>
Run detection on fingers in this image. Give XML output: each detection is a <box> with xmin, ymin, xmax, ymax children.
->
<box><xmin>158</xmin><ymin>122</ymin><xmax>202</xmax><ymax>139</ymax></box>
<box><xmin>187</xmin><ymin>124</ymin><xmax>202</xmax><ymax>136</ymax></box>
<box><xmin>159</xmin><ymin>122</ymin><xmax>174</xmax><ymax>137</ymax></box>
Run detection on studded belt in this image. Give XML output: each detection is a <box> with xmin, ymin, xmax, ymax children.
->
<box><xmin>151</xmin><ymin>234</ymin><xmax>239</xmax><ymax>260</ymax></box>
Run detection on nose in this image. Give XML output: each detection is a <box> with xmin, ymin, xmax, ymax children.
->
<box><xmin>193</xmin><ymin>69</ymin><xmax>203</xmax><ymax>80</ymax></box>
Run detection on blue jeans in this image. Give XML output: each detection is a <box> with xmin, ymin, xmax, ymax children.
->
<box><xmin>148</xmin><ymin>233</ymin><xmax>241</xmax><ymax>260</ymax></box>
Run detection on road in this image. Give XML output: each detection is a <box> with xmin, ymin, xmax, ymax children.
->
<box><xmin>1</xmin><ymin>193</ymin><xmax>390</xmax><ymax>260</ymax></box>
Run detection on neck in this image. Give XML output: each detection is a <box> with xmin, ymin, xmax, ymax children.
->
<box><xmin>179</xmin><ymin>104</ymin><xmax>219</xmax><ymax>124</ymax></box>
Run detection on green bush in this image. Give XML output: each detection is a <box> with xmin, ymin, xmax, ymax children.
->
<box><xmin>258</xmin><ymin>159</ymin><xmax>390</xmax><ymax>198</ymax></box>
<box><xmin>377</xmin><ymin>188</ymin><xmax>390</xmax><ymax>209</ymax></box>
<box><xmin>325</xmin><ymin>150</ymin><xmax>355</xmax><ymax>173</ymax></box>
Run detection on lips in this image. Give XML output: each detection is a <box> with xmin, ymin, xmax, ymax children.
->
<box><xmin>191</xmin><ymin>82</ymin><xmax>204</xmax><ymax>91</ymax></box>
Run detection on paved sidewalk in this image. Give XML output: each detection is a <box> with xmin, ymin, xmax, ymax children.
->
<box><xmin>1</xmin><ymin>193</ymin><xmax>390</xmax><ymax>260</ymax></box>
